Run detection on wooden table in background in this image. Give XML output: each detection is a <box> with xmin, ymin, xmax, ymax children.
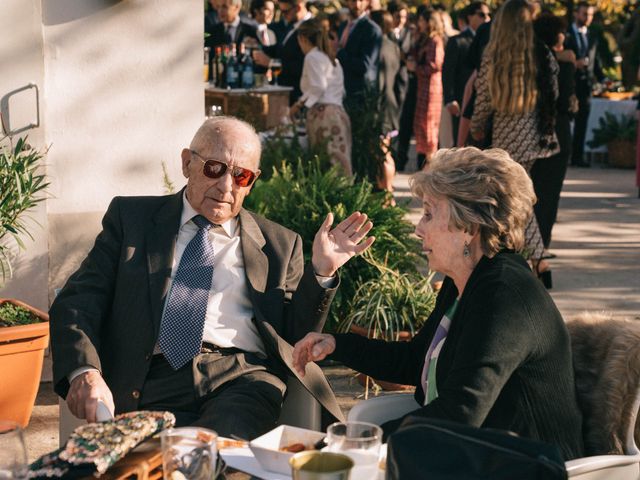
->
<box><xmin>205</xmin><ymin>85</ymin><xmax>293</xmax><ymax>131</ymax></box>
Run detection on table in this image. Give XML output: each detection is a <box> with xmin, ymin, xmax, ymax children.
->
<box><xmin>584</xmin><ymin>97</ymin><xmax>637</xmax><ymax>155</ymax></box>
<box><xmin>205</xmin><ymin>85</ymin><xmax>293</xmax><ymax>131</ymax></box>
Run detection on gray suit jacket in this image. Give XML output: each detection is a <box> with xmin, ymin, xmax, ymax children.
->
<box><xmin>50</xmin><ymin>191</ymin><xmax>344</xmax><ymax>421</ymax></box>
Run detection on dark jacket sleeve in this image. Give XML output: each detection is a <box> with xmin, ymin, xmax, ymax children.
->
<box><xmin>442</xmin><ymin>37</ymin><xmax>459</xmax><ymax>105</ymax></box>
<box><xmin>49</xmin><ymin>198</ymin><xmax>124</xmax><ymax>398</ymax></box>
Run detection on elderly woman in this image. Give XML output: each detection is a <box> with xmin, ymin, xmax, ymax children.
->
<box><xmin>293</xmin><ymin>147</ymin><xmax>584</xmax><ymax>460</ymax></box>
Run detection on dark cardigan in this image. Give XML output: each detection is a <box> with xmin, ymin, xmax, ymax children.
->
<box><xmin>331</xmin><ymin>252</ymin><xmax>584</xmax><ymax>460</ymax></box>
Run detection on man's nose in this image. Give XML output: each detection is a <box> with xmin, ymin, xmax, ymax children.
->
<box><xmin>217</xmin><ymin>170</ymin><xmax>234</xmax><ymax>191</ymax></box>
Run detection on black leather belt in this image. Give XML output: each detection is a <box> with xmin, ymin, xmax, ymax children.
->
<box><xmin>200</xmin><ymin>342</ymin><xmax>241</xmax><ymax>354</ymax></box>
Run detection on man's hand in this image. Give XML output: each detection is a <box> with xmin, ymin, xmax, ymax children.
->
<box><xmin>252</xmin><ymin>50</ymin><xmax>271</xmax><ymax>67</ymax></box>
<box><xmin>311</xmin><ymin>212</ymin><xmax>375</xmax><ymax>277</ymax></box>
<box><xmin>67</xmin><ymin>370</ymin><xmax>115</xmax><ymax>422</ymax></box>
<box><xmin>446</xmin><ymin>101</ymin><xmax>460</xmax><ymax>117</ymax></box>
<box><xmin>292</xmin><ymin>332</ymin><xmax>336</xmax><ymax>376</ymax></box>
<box><xmin>576</xmin><ymin>58</ymin><xmax>588</xmax><ymax>70</ymax></box>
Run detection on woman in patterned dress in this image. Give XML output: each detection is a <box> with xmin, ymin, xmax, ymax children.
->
<box><xmin>409</xmin><ymin>8</ymin><xmax>444</xmax><ymax>170</ymax></box>
<box><xmin>470</xmin><ymin>0</ymin><xmax>559</xmax><ymax>286</ymax></box>
<box><xmin>289</xmin><ymin>18</ymin><xmax>352</xmax><ymax>176</ymax></box>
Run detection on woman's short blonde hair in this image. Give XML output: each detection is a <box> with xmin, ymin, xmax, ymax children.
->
<box><xmin>410</xmin><ymin>147</ymin><xmax>536</xmax><ymax>257</ymax></box>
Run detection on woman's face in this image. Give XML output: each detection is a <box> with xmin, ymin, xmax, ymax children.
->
<box><xmin>415</xmin><ymin>195</ymin><xmax>466</xmax><ymax>275</ymax></box>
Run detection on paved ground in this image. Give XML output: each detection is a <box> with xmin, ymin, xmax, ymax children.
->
<box><xmin>24</xmin><ymin>160</ymin><xmax>640</xmax><ymax>463</ymax></box>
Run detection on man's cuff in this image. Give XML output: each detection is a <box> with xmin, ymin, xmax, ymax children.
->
<box><xmin>315</xmin><ymin>273</ymin><xmax>338</xmax><ymax>289</ymax></box>
<box><xmin>68</xmin><ymin>366</ymin><xmax>100</xmax><ymax>384</ymax></box>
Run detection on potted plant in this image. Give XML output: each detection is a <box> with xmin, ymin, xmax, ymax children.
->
<box><xmin>339</xmin><ymin>261</ymin><xmax>437</xmax><ymax>395</ymax></box>
<box><xmin>587</xmin><ymin>112</ymin><xmax>638</xmax><ymax>169</ymax></box>
<box><xmin>0</xmin><ymin>134</ymin><xmax>50</xmax><ymax>427</ymax></box>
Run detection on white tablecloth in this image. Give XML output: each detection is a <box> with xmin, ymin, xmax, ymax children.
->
<box><xmin>584</xmin><ymin>98</ymin><xmax>637</xmax><ymax>153</ymax></box>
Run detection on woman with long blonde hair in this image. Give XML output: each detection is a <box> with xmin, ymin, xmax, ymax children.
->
<box><xmin>470</xmin><ymin>0</ymin><xmax>559</xmax><ymax>286</ymax></box>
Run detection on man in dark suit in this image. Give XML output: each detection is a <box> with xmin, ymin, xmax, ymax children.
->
<box><xmin>253</xmin><ymin>0</ymin><xmax>313</xmax><ymax>104</ymax></box>
<box><xmin>206</xmin><ymin>0</ymin><xmax>258</xmax><ymax>51</ymax></box>
<box><xmin>389</xmin><ymin>1</ymin><xmax>414</xmax><ymax>172</ymax></box>
<box><xmin>564</xmin><ymin>1</ymin><xmax>602</xmax><ymax>167</ymax></box>
<box><xmin>50</xmin><ymin>117</ymin><xmax>374</xmax><ymax>439</ymax></box>
<box><xmin>442</xmin><ymin>2</ymin><xmax>490</xmax><ymax>143</ymax></box>
<box><xmin>337</xmin><ymin>0</ymin><xmax>382</xmax><ymax>101</ymax></box>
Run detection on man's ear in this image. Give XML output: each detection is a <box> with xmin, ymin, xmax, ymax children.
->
<box><xmin>181</xmin><ymin>148</ymin><xmax>191</xmax><ymax>178</ymax></box>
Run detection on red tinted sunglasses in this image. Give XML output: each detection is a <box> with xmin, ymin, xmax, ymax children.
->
<box><xmin>190</xmin><ymin>150</ymin><xmax>259</xmax><ymax>187</ymax></box>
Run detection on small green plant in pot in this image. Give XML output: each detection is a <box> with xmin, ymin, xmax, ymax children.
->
<box><xmin>587</xmin><ymin>112</ymin><xmax>638</xmax><ymax>168</ymax></box>
<box><xmin>339</xmin><ymin>259</ymin><xmax>437</xmax><ymax>395</ymax></box>
<box><xmin>0</xmin><ymin>133</ymin><xmax>50</xmax><ymax>426</ymax></box>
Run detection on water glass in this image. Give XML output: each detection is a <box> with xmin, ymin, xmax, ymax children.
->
<box><xmin>161</xmin><ymin>427</ymin><xmax>218</xmax><ymax>480</ymax></box>
<box><xmin>326</xmin><ymin>421</ymin><xmax>382</xmax><ymax>480</ymax></box>
<box><xmin>0</xmin><ymin>421</ymin><xmax>28</xmax><ymax>479</ymax></box>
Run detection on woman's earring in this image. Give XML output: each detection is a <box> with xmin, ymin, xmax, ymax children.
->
<box><xmin>463</xmin><ymin>241</ymin><xmax>470</xmax><ymax>258</ymax></box>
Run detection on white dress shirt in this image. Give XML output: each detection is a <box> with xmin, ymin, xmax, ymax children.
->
<box><xmin>300</xmin><ymin>47</ymin><xmax>345</xmax><ymax>108</ymax></box>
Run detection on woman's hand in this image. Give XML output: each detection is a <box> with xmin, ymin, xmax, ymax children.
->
<box><xmin>292</xmin><ymin>332</ymin><xmax>336</xmax><ymax>376</ymax></box>
<box><xmin>289</xmin><ymin>101</ymin><xmax>302</xmax><ymax>120</ymax></box>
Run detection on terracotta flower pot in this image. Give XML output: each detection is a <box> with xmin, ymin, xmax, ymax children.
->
<box><xmin>0</xmin><ymin>299</ymin><xmax>50</xmax><ymax>427</ymax></box>
<box><xmin>349</xmin><ymin>325</ymin><xmax>414</xmax><ymax>392</ymax></box>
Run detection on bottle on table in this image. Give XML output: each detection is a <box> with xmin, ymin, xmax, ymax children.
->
<box><xmin>226</xmin><ymin>43</ymin><xmax>239</xmax><ymax>89</ymax></box>
<box><xmin>239</xmin><ymin>43</ymin><xmax>255</xmax><ymax>89</ymax></box>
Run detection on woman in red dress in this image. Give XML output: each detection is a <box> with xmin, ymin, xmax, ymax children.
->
<box><xmin>410</xmin><ymin>8</ymin><xmax>444</xmax><ymax>170</ymax></box>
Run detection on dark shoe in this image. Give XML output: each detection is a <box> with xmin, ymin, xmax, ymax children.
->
<box><xmin>541</xmin><ymin>251</ymin><xmax>557</xmax><ymax>260</ymax></box>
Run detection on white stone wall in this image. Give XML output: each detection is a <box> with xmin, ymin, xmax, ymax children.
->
<box><xmin>1</xmin><ymin>0</ymin><xmax>203</xmax><ymax>306</ymax></box>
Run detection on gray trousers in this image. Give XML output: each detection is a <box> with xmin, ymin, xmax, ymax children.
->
<box><xmin>139</xmin><ymin>348</ymin><xmax>287</xmax><ymax>440</ymax></box>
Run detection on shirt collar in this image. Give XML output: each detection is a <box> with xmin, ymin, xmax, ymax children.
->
<box><xmin>226</xmin><ymin>16</ymin><xmax>241</xmax><ymax>29</ymax></box>
<box><xmin>293</xmin><ymin>11</ymin><xmax>313</xmax><ymax>30</ymax></box>
<box><xmin>573</xmin><ymin>23</ymin><xmax>587</xmax><ymax>35</ymax></box>
<box><xmin>181</xmin><ymin>190</ymin><xmax>236</xmax><ymax>237</ymax></box>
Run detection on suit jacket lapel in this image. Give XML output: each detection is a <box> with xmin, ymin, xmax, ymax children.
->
<box><xmin>147</xmin><ymin>190</ymin><xmax>184</xmax><ymax>339</ymax></box>
<box><xmin>239</xmin><ymin>209</ymin><xmax>268</xmax><ymax>293</ymax></box>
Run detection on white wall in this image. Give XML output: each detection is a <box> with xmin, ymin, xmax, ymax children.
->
<box><xmin>2</xmin><ymin>0</ymin><xmax>203</xmax><ymax>306</ymax></box>
<box><xmin>0</xmin><ymin>0</ymin><xmax>48</xmax><ymax>309</ymax></box>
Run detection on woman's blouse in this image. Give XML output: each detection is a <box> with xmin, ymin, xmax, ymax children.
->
<box><xmin>299</xmin><ymin>47</ymin><xmax>345</xmax><ymax>108</ymax></box>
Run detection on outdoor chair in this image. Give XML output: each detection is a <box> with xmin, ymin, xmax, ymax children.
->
<box><xmin>347</xmin><ymin>313</ymin><xmax>640</xmax><ymax>479</ymax></box>
<box><xmin>59</xmin><ymin>377</ymin><xmax>320</xmax><ymax>446</ymax></box>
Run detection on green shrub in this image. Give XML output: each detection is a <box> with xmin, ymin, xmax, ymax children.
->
<box><xmin>245</xmin><ymin>157</ymin><xmax>426</xmax><ymax>332</ymax></box>
<box><xmin>0</xmin><ymin>303</ymin><xmax>41</xmax><ymax>327</ymax></box>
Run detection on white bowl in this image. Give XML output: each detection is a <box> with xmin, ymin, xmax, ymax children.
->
<box><xmin>249</xmin><ymin>425</ymin><xmax>326</xmax><ymax>474</ymax></box>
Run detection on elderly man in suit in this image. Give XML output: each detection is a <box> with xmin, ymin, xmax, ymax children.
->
<box><xmin>337</xmin><ymin>0</ymin><xmax>382</xmax><ymax>101</ymax></box>
<box><xmin>442</xmin><ymin>2</ymin><xmax>490</xmax><ymax>144</ymax></box>
<box><xmin>564</xmin><ymin>1</ymin><xmax>602</xmax><ymax>168</ymax></box>
<box><xmin>50</xmin><ymin>117</ymin><xmax>374</xmax><ymax>440</ymax></box>
<box><xmin>207</xmin><ymin>0</ymin><xmax>258</xmax><ymax>50</ymax></box>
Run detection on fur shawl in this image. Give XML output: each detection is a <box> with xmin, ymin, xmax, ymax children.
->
<box><xmin>567</xmin><ymin>312</ymin><xmax>640</xmax><ymax>456</ymax></box>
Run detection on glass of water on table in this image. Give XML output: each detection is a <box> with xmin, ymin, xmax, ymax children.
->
<box><xmin>326</xmin><ymin>421</ymin><xmax>382</xmax><ymax>479</ymax></box>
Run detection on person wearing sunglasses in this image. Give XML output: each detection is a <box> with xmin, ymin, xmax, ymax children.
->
<box><xmin>50</xmin><ymin>116</ymin><xmax>375</xmax><ymax>440</ymax></box>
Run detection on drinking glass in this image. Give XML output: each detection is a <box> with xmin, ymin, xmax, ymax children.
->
<box><xmin>203</xmin><ymin>47</ymin><xmax>211</xmax><ymax>83</ymax></box>
<box><xmin>161</xmin><ymin>427</ymin><xmax>218</xmax><ymax>480</ymax></box>
<box><xmin>0</xmin><ymin>421</ymin><xmax>28</xmax><ymax>479</ymax></box>
<box><xmin>269</xmin><ymin>58</ymin><xmax>282</xmax><ymax>85</ymax></box>
<box><xmin>326</xmin><ymin>421</ymin><xmax>382</xmax><ymax>480</ymax></box>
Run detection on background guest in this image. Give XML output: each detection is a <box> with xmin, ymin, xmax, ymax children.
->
<box><xmin>289</xmin><ymin>19</ymin><xmax>352</xmax><ymax>176</ymax></box>
<box><xmin>442</xmin><ymin>2</ymin><xmax>489</xmax><ymax>144</ymax></box>
<box><xmin>251</xmin><ymin>0</ymin><xmax>277</xmax><ymax>46</ymax></box>
<box><xmin>470</xmin><ymin>0</ymin><xmax>559</xmax><ymax>286</ymax></box>
<box><xmin>389</xmin><ymin>1</ymin><xmax>415</xmax><ymax>172</ymax></box>
<box><xmin>293</xmin><ymin>147</ymin><xmax>585</xmax><ymax>461</ymax></box>
<box><xmin>409</xmin><ymin>7</ymin><xmax>444</xmax><ymax>170</ymax></box>
<box><xmin>207</xmin><ymin>0</ymin><xmax>258</xmax><ymax>50</ymax></box>
<box><xmin>337</xmin><ymin>0</ymin><xmax>382</xmax><ymax>102</ymax></box>
<box><xmin>531</xmin><ymin>12</ymin><xmax>577</xmax><ymax>253</ymax></box>
<box><xmin>564</xmin><ymin>1</ymin><xmax>603</xmax><ymax>167</ymax></box>
<box><xmin>371</xmin><ymin>9</ymin><xmax>401</xmax><ymax>198</ymax></box>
